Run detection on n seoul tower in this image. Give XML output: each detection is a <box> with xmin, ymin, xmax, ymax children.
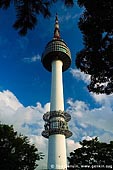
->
<box><xmin>42</xmin><ymin>14</ymin><xmax>72</xmax><ymax>170</ymax></box>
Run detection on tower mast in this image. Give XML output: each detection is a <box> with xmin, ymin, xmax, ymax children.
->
<box><xmin>42</xmin><ymin>14</ymin><xmax>72</xmax><ymax>170</ymax></box>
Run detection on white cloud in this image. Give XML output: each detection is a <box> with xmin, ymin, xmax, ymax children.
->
<box><xmin>31</xmin><ymin>55</ymin><xmax>41</xmax><ymax>62</ymax></box>
<box><xmin>70</xmin><ymin>68</ymin><xmax>91</xmax><ymax>84</ymax></box>
<box><xmin>23</xmin><ymin>54</ymin><xmax>41</xmax><ymax>63</ymax></box>
<box><xmin>91</xmin><ymin>92</ymin><xmax>113</xmax><ymax>106</ymax></box>
<box><xmin>0</xmin><ymin>90</ymin><xmax>47</xmax><ymax>169</ymax></box>
<box><xmin>67</xmin><ymin>96</ymin><xmax>113</xmax><ymax>143</ymax></box>
<box><xmin>69</xmin><ymin>68</ymin><xmax>113</xmax><ymax>142</ymax></box>
<box><xmin>99</xmin><ymin>132</ymin><xmax>113</xmax><ymax>143</ymax></box>
<box><xmin>67</xmin><ymin>98</ymin><xmax>88</xmax><ymax>118</ymax></box>
<box><xmin>0</xmin><ymin>90</ymin><xmax>113</xmax><ymax>169</ymax></box>
<box><xmin>82</xmin><ymin>136</ymin><xmax>97</xmax><ymax>141</ymax></box>
<box><xmin>67</xmin><ymin>139</ymin><xmax>81</xmax><ymax>155</ymax></box>
<box><xmin>30</xmin><ymin>135</ymin><xmax>48</xmax><ymax>169</ymax></box>
<box><xmin>0</xmin><ymin>90</ymin><xmax>23</xmax><ymax>110</ymax></box>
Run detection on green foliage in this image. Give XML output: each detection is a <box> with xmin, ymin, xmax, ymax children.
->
<box><xmin>0</xmin><ymin>123</ymin><xmax>44</xmax><ymax>170</ymax></box>
<box><xmin>0</xmin><ymin>0</ymin><xmax>74</xmax><ymax>35</ymax></box>
<box><xmin>76</xmin><ymin>0</ymin><xmax>113</xmax><ymax>94</ymax></box>
<box><xmin>68</xmin><ymin>137</ymin><xmax>113</xmax><ymax>169</ymax></box>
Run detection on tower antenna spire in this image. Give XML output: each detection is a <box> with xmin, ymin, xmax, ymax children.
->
<box><xmin>54</xmin><ymin>13</ymin><xmax>60</xmax><ymax>39</ymax></box>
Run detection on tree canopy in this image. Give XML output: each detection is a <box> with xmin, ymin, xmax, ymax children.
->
<box><xmin>0</xmin><ymin>0</ymin><xmax>74</xmax><ymax>35</ymax></box>
<box><xmin>67</xmin><ymin>137</ymin><xmax>113</xmax><ymax>169</ymax></box>
<box><xmin>76</xmin><ymin>0</ymin><xmax>113</xmax><ymax>94</ymax></box>
<box><xmin>0</xmin><ymin>123</ymin><xmax>44</xmax><ymax>170</ymax></box>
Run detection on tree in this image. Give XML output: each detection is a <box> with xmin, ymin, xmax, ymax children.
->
<box><xmin>0</xmin><ymin>0</ymin><xmax>74</xmax><ymax>35</ymax></box>
<box><xmin>76</xmin><ymin>0</ymin><xmax>113</xmax><ymax>94</ymax></box>
<box><xmin>0</xmin><ymin>123</ymin><xmax>44</xmax><ymax>170</ymax></box>
<box><xmin>67</xmin><ymin>137</ymin><xmax>113</xmax><ymax>169</ymax></box>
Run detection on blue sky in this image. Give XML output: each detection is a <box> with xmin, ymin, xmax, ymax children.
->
<box><xmin>0</xmin><ymin>1</ymin><xmax>85</xmax><ymax>107</ymax></box>
<box><xmin>0</xmin><ymin>1</ymin><xmax>113</xmax><ymax>169</ymax></box>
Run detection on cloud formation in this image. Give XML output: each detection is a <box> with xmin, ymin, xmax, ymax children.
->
<box><xmin>23</xmin><ymin>54</ymin><xmax>41</xmax><ymax>63</ymax></box>
<box><xmin>70</xmin><ymin>68</ymin><xmax>91</xmax><ymax>84</ymax></box>
<box><xmin>0</xmin><ymin>90</ymin><xmax>113</xmax><ymax>169</ymax></box>
<box><xmin>69</xmin><ymin>67</ymin><xmax>113</xmax><ymax>142</ymax></box>
<box><xmin>0</xmin><ymin>90</ymin><xmax>48</xmax><ymax>169</ymax></box>
<box><xmin>67</xmin><ymin>94</ymin><xmax>113</xmax><ymax>143</ymax></box>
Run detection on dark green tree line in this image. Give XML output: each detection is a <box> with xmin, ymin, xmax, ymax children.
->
<box><xmin>0</xmin><ymin>123</ymin><xmax>44</xmax><ymax>170</ymax></box>
<box><xmin>0</xmin><ymin>0</ymin><xmax>74</xmax><ymax>35</ymax></box>
<box><xmin>68</xmin><ymin>137</ymin><xmax>113</xmax><ymax>169</ymax></box>
<box><xmin>76</xmin><ymin>0</ymin><xmax>113</xmax><ymax>94</ymax></box>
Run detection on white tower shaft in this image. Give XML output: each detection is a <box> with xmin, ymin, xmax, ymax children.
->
<box><xmin>50</xmin><ymin>60</ymin><xmax>64</xmax><ymax>111</ymax></box>
<box><xmin>48</xmin><ymin>60</ymin><xmax>67</xmax><ymax>169</ymax></box>
<box><xmin>48</xmin><ymin>134</ymin><xmax>67</xmax><ymax>169</ymax></box>
<box><xmin>42</xmin><ymin>14</ymin><xmax>72</xmax><ymax>170</ymax></box>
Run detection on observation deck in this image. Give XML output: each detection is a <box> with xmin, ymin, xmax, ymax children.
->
<box><xmin>41</xmin><ymin>39</ymin><xmax>71</xmax><ymax>72</ymax></box>
<box><xmin>41</xmin><ymin>14</ymin><xmax>71</xmax><ymax>72</ymax></box>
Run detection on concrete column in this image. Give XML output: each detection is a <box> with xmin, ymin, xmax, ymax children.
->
<box><xmin>48</xmin><ymin>60</ymin><xmax>67</xmax><ymax>169</ymax></box>
<box><xmin>50</xmin><ymin>60</ymin><xmax>64</xmax><ymax>111</ymax></box>
<box><xmin>48</xmin><ymin>134</ymin><xmax>67</xmax><ymax>169</ymax></box>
